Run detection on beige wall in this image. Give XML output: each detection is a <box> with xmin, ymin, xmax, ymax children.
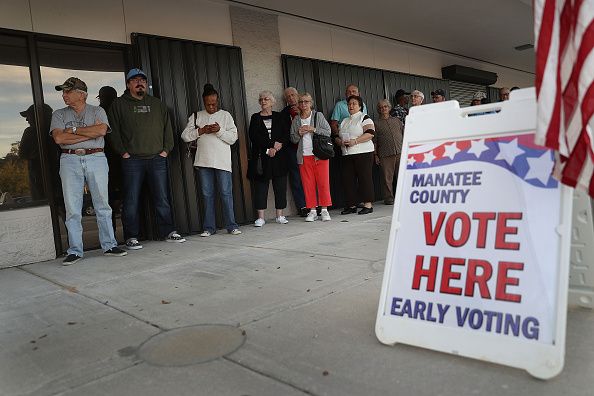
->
<box><xmin>0</xmin><ymin>0</ymin><xmax>233</xmax><ymax>46</ymax></box>
<box><xmin>0</xmin><ymin>206</ymin><xmax>56</xmax><ymax>267</ymax></box>
<box><xmin>0</xmin><ymin>1</ymin><xmax>532</xmax><ymax>87</ymax></box>
<box><xmin>278</xmin><ymin>16</ymin><xmax>534</xmax><ymax>88</ymax></box>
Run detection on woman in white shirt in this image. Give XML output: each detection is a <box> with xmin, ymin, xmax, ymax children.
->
<box><xmin>336</xmin><ymin>95</ymin><xmax>376</xmax><ymax>215</ymax></box>
<box><xmin>181</xmin><ymin>84</ymin><xmax>241</xmax><ymax>237</ymax></box>
<box><xmin>289</xmin><ymin>92</ymin><xmax>332</xmax><ymax>222</ymax></box>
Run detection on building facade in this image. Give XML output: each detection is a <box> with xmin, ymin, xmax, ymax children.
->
<box><xmin>0</xmin><ymin>0</ymin><xmax>534</xmax><ymax>267</ymax></box>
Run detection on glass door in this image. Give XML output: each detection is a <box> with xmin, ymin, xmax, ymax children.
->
<box><xmin>0</xmin><ymin>35</ymin><xmax>45</xmax><ymax>210</ymax></box>
<box><xmin>37</xmin><ymin>41</ymin><xmax>127</xmax><ymax>252</ymax></box>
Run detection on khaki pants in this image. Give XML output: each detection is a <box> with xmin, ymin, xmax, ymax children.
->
<box><xmin>379</xmin><ymin>154</ymin><xmax>400</xmax><ymax>202</ymax></box>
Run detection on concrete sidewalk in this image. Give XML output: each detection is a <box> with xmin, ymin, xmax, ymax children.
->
<box><xmin>0</xmin><ymin>205</ymin><xmax>592</xmax><ymax>396</ymax></box>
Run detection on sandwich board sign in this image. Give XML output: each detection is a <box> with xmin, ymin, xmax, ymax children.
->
<box><xmin>375</xmin><ymin>88</ymin><xmax>573</xmax><ymax>379</ymax></box>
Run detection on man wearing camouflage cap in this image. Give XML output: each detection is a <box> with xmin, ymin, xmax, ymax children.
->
<box><xmin>50</xmin><ymin>77</ymin><xmax>127</xmax><ymax>265</ymax></box>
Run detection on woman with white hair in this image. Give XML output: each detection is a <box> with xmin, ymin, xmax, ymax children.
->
<box><xmin>290</xmin><ymin>92</ymin><xmax>332</xmax><ymax>222</ymax></box>
<box><xmin>248</xmin><ymin>90</ymin><xmax>290</xmax><ymax>226</ymax></box>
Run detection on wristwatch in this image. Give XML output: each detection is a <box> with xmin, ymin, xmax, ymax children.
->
<box><xmin>72</xmin><ymin>126</ymin><xmax>77</xmax><ymax>134</ymax></box>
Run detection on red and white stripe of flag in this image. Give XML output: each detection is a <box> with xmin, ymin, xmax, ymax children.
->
<box><xmin>535</xmin><ymin>0</ymin><xmax>594</xmax><ymax>196</ymax></box>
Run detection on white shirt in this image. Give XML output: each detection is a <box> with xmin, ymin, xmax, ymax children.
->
<box><xmin>300</xmin><ymin>114</ymin><xmax>313</xmax><ymax>156</ymax></box>
<box><xmin>181</xmin><ymin>109</ymin><xmax>238</xmax><ymax>172</ymax></box>
<box><xmin>339</xmin><ymin>111</ymin><xmax>375</xmax><ymax>156</ymax></box>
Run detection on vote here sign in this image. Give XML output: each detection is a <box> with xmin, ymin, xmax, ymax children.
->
<box><xmin>376</xmin><ymin>94</ymin><xmax>572</xmax><ymax>380</ymax></box>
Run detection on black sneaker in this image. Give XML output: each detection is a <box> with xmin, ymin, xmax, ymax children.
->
<box><xmin>341</xmin><ymin>207</ymin><xmax>357</xmax><ymax>215</ymax></box>
<box><xmin>125</xmin><ymin>238</ymin><xmax>143</xmax><ymax>250</ymax></box>
<box><xmin>166</xmin><ymin>232</ymin><xmax>186</xmax><ymax>243</ymax></box>
<box><xmin>358</xmin><ymin>207</ymin><xmax>374</xmax><ymax>215</ymax></box>
<box><xmin>104</xmin><ymin>247</ymin><xmax>127</xmax><ymax>257</ymax></box>
<box><xmin>299</xmin><ymin>207</ymin><xmax>309</xmax><ymax>217</ymax></box>
<box><xmin>62</xmin><ymin>254</ymin><xmax>82</xmax><ymax>266</ymax></box>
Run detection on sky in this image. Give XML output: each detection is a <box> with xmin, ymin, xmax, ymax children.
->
<box><xmin>0</xmin><ymin>65</ymin><xmax>125</xmax><ymax>158</ymax></box>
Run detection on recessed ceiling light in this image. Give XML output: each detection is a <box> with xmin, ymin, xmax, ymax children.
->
<box><xmin>515</xmin><ymin>44</ymin><xmax>534</xmax><ymax>51</ymax></box>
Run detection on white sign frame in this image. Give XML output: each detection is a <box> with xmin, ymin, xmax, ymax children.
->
<box><xmin>375</xmin><ymin>89</ymin><xmax>573</xmax><ymax>379</ymax></box>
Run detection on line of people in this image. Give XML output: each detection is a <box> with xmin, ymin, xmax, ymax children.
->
<box><xmin>49</xmin><ymin>68</ymin><xmax>417</xmax><ymax>265</ymax></box>
<box><xmin>243</xmin><ymin>83</ymin><xmax>408</xmax><ymax>223</ymax></box>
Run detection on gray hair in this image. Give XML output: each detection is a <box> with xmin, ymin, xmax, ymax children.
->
<box><xmin>258</xmin><ymin>90</ymin><xmax>276</xmax><ymax>104</ymax></box>
<box><xmin>76</xmin><ymin>90</ymin><xmax>89</xmax><ymax>100</ymax></box>
<box><xmin>377</xmin><ymin>99</ymin><xmax>392</xmax><ymax>112</ymax></box>
<box><xmin>411</xmin><ymin>90</ymin><xmax>424</xmax><ymax>100</ymax></box>
<box><xmin>284</xmin><ymin>87</ymin><xmax>298</xmax><ymax>96</ymax></box>
<box><xmin>299</xmin><ymin>92</ymin><xmax>314</xmax><ymax>109</ymax></box>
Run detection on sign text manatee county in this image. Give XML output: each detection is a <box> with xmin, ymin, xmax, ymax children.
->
<box><xmin>391</xmin><ymin>170</ymin><xmax>540</xmax><ymax>341</ymax></box>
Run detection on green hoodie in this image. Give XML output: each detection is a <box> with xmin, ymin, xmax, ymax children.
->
<box><xmin>107</xmin><ymin>91</ymin><xmax>174</xmax><ymax>156</ymax></box>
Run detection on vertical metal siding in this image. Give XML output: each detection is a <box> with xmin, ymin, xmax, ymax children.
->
<box><xmin>448</xmin><ymin>80</ymin><xmax>485</xmax><ymax>107</ymax></box>
<box><xmin>131</xmin><ymin>34</ymin><xmax>252</xmax><ymax>235</ymax></box>
<box><xmin>383</xmin><ymin>71</ymin><xmax>450</xmax><ymax>105</ymax></box>
<box><xmin>487</xmin><ymin>86</ymin><xmax>500</xmax><ymax>103</ymax></box>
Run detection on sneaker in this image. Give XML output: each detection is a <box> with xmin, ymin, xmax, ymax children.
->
<box><xmin>125</xmin><ymin>238</ymin><xmax>143</xmax><ymax>250</ymax></box>
<box><xmin>321</xmin><ymin>209</ymin><xmax>331</xmax><ymax>221</ymax></box>
<box><xmin>104</xmin><ymin>247</ymin><xmax>127</xmax><ymax>257</ymax></box>
<box><xmin>299</xmin><ymin>207</ymin><xmax>309</xmax><ymax>217</ymax></box>
<box><xmin>305</xmin><ymin>210</ymin><xmax>318</xmax><ymax>222</ymax></box>
<box><xmin>62</xmin><ymin>254</ymin><xmax>82</xmax><ymax>266</ymax></box>
<box><xmin>200</xmin><ymin>230</ymin><xmax>212</xmax><ymax>237</ymax></box>
<box><xmin>229</xmin><ymin>228</ymin><xmax>242</xmax><ymax>235</ymax></box>
<box><xmin>275</xmin><ymin>216</ymin><xmax>289</xmax><ymax>224</ymax></box>
<box><xmin>358</xmin><ymin>207</ymin><xmax>374</xmax><ymax>215</ymax></box>
<box><xmin>340</xmin><ymin>207</ymin><xmax>357</xmax><ymax>215</ymax></box>
<box><xmin>254</xmin><ymin>218</ymin><xmax>265</xmax><ymax>227</ymax></box>
<box><xmin>166</xmin><ymin>232</ymin><xmax>186</xmax><ymax>243</ymax></box>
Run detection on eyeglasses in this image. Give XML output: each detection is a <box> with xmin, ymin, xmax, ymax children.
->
<box><xmin>129</xmin><ymin>77</ymin><xmax>146</xmax><ymax>83</ymax></box>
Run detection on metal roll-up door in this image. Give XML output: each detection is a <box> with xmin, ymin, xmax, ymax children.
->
<box><xmin>383</xmin><ymin>71</ymin><xmax>449</xmax><ymax>105</ymax></box>
<box><xmin>131</xmin><ymin>33</ymin><xmax>252</xmax><ymax>236</ymax></box>
<box><xmin>448</xmin><ymin>80</ymin><xmax>485</xmax><ymax>107</ymax></box>
<box><xmin>487</xmin><ymin>86</ymin><xmax>500</xmax><ymax>103</ymax></box>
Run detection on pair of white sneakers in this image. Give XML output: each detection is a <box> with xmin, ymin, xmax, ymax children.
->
<box><xmin>254</xmin><ymin>216</ymin><xmax>288</xmax><ymax>227</ymax></box>
<box><xmin>306</xmin><ymin>209</ymin><xmax>331</xmax><ymax>222</ymax></box>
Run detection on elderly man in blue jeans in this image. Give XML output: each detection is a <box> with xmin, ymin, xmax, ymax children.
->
<box><xmin>50</xmin><ymin>77</ymin><xmax>127</xmax><ymax>265</ymax></box>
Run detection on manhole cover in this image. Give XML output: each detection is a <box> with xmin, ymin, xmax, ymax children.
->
<box><xmin>138</xmin><ymin>324</ymin><xmax>246</xmax><ymax>366</ymax></box>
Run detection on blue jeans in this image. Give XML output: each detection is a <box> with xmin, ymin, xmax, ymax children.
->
<box><xmin>287</xmin><ymin>145</ymin><xmax>306</xmax><ymax>209</ymax></box>
<box><xmin>197</xmin><ymin>167</ymin><xmax>238</xmax><ymax>233</ymax></box>
<box><xmin>59</xmin><ymin>153</ymin><xmax>117</xmax><ymax>256</ymax></box>
<box><xmin>121</xmin><ymin>156</ymin><xmax>175</xmax><ymax>240</ymax></box>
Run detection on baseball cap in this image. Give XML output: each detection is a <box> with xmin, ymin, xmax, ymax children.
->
<box><xmin>472</xmin><ymin>91</ymin><xmax>487</xmax><ymax>101</ymax></box>
<box><xmin>411</xmin><ymin>90</ymin><xmax>424</xmax><ymax>99</ymax></box>
<box><xmin>394</xmin><ymin>89</ymin><xmax>410</xmax><ymax>99</ymax></box>
<box><xmin>126</xmin><ymin>68</ymin><xmax>147</xmax><ymax>81</ymax></box>
<box><xmin>96</xmin><ymin>86</ymin><xmax>118</xmax><ymax>99</ymax></box>
<box><xmin>55</xmin><ymin>77</ymin><xmax>87</xmax><ymax>92</ymax></box>
<box><xmin>431</xmin><ymin>89</ymin><xmax>445</xmax><ymax>97</ymax></box>
<box><xmin>19</xmin><ymin>104</ymin><xmax>35</xmax><ymax>117</ymax></box>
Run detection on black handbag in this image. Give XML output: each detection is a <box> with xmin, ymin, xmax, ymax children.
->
<box><xmin>186</xmin><ymin>111</ymin><xmax>198</xmax><ymax>159</ymax></box>
<box><xmin>311</xmin><ymin>111</ymin><xmax>334</xmax><ymax>160</ymax></box>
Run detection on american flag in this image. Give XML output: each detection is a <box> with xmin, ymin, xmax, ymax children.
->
<box><xmin>534</xmin><ymin>0</ymin><xmax>594</xmax><ymax>196</ymax></box>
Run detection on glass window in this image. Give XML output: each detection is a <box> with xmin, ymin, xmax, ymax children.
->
<box><xmin>41</xmin><ymin>67</ymin><xmax>126</xmax><ymax>112</ymax></box>
<box><xmin>0</xmin><ymin>63</ymin><xmax>48</xmax><ymax>207</ymax></box>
